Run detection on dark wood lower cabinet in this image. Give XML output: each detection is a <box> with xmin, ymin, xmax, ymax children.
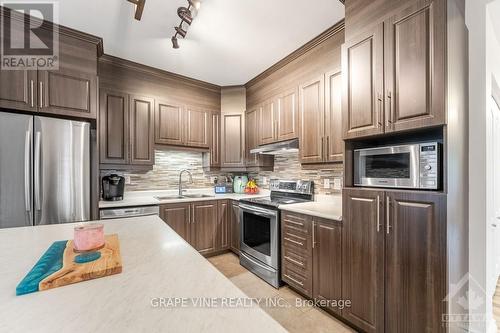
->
<box><xmin>230</xmin><ymin>201</ymin><xmax>240</xmax><ymax>254</ymax></box>
<box><xmin>342</xmin><ymin>188</ymin><xmax>385</xmax><ymax>333</ymax></box>
<box><xmin>342</xmin><ymin>188</ymin><xmax>446</xmax><ymax>333</ymax></box>
<box><xmin>312</xmin><ymin>218</ymin><xmax>342</xmax><ymax>316</ymax></box>
<box><xmin>159</xmin><ymin>200</ymin><xmax>229</xmax><ymax>257</ymax></box>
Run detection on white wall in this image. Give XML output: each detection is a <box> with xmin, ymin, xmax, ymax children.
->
<box><xmin>466</xmin><ymin>0</ymin><xmax>499</xmax><ymax>331</ymax></box>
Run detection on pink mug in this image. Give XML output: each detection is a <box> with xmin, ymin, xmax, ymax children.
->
<box><xmin>73</xmin><ymin>223</ymin><xmax>105</xmax><ymax>252</ymax></box>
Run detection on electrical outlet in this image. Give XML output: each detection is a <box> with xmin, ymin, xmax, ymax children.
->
<box><xmin>323</xmin><ymin>179</ymin><xmax>330</xmax><ymax>189</ymax></box>
<box><xmin>333</xmin><ymin>178</ymin><xmax>342</xmax><ymax>190</ymax></box>
<box><xmin>210</xmin><ymin>176</ymin><xmax>217</xmax><ymax>184</ymax></box>
<box><xmin>124</xmin><ymin>175</ymin><xmax>131</xmax><ymax>185</ymax></box>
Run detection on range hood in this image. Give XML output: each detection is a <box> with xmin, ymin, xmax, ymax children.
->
<box><xmin>250</xmin><ymin>139</ymin><xmax>299</xmax><ymax>155</ymax></box>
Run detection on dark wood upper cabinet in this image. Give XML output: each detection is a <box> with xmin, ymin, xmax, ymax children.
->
<box><xmin>325</xmin><ymin>70</ymin><xmax>343</xmax><ymax>162</ymax></box>
<box><xmin>299</xmin><ymin>75</ymin><xmax>325</xmax><ymax>164</ymax></box>
<box><xmin>185</xmin><ymin>107</ymin><xmax>209</xmax><ymax>148</ymax></box>
<box><xmin>385</xmin><ymin>190</ymin><xmax>446</xmax><ymax>332</ymax></box>
<box><xmin>192</xmin><ymin>201</ymin><xmax>219</xmax><ymax>255</ymax></box>
<box><xmin>160</xmin><ymin>203</ymin><xmax>191</xmax><ymax>244</ymax></box>
<box><xmin>205</xmin><ymin>111</ymin><xmax>221</xmax><ymax>168</ymax></box>
<box><xmin>384</xmin><ymin>0</ymin><xmax>445</xmax><ymax>132</ymax></box>
<box><xmin>129</xmin><ymin>95</ymin><xmax>154</xmax><ymax>165</ymax></box>
<box><xmin>39</xmin><ymin>69</ymin><xmax>97</xmax><ymax>119</ymax></box>
<box><xmin>221</xmin><ymin>113</ymin><xmax>245</xmax><ymax>168</ymax></box>
<box><xmin>342</xmin><ymin>188</ymin><xmax>385</xmax><ymax>333</ymax></box>
<box><xmin>230</xmin><ymin>201</ymin><xmax>240</xmax><ymax>254</ymax></box>
<box><xmin>342</xmin><ymin>23</ymin><xmax>384</xmax><ymax>139</ymax></box>
<box><xmin>245</xmin><ymin>107</ymin><xmax>260</xmax><ymax>167</ymax></box>
<box><xmin>0</xmin><ymin>70</ymin><xmax>37</xmax><ymax>112</ymax></box>
<box><xmin>276</xmin><ymin>88</ymin><xmax>299</xmax><ymax>142</ymax></box>
<box><xmin>155</xmin><ymin>99</ymin><xmax>184</xmax><ymax>146</ymax></box>
<box><xmin>99</xmin><ymin>89</ymin><xmax>129</xmax><ymax>165</ymax></box>
<box><xmin>313</xmin><ymin>218</ymin><xmax>342</xmax><ymax>316</ymax></box>
<box><xmin>259</xmin><ymin>98</ymin><xmax>276</xmax><ymax>145</ymax></box>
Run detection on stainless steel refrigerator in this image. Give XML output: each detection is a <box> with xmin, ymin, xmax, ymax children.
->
<box><xmin>0</xmin><ymin>112</ymin><xmax>90</xmax><ymax>228</ymax></box>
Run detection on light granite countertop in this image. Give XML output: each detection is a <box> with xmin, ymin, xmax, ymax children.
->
<box><xmin>0</xmin><ymin>216</ymin><xmax>286</xmax><ymax>333</ymax></box>
<box><xmin>99</xmin><ymin>188</ymin><xmax>270</xmax><ymax>209</ymax></box>
<box><xmin>280</xmin><ymin>195</ymin><xmax>343</xmax><ymax>221</ymax></box>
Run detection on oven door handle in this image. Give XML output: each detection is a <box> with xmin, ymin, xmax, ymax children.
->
<box><xmin>239</xmin><ymin>203</ymin><xmax>277</xmax><ymax>217</ymax></box>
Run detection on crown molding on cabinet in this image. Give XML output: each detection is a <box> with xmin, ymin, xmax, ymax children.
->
<box><xmin>245</xmin><ymin>19</ymin><xmax>345</xmax><ymax>88</ymax></box>
<box><xmin>99</xmin><ymin>54</ymin><xmax>222</xmax><ymax>93</ymax></box>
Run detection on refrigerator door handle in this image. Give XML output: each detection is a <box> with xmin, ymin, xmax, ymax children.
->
<box><xmin>24</xmin><ymin>130</ymin><xmax>31</xmax><ymax>212</ymax></box>
<box><xmin>34</xmin><ymin>131</ymin><xmax>41</xmax><ymax>211</ymax></box>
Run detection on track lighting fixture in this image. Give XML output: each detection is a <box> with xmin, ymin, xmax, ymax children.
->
<box><xmin>171</xmin><ymin>0</ymin><xmax>202</xmax><ymax>49</ymax></box>
<box><xmin>126</xmin><ymin>0</ymin><xmax>146</xmax><ymax>21</ymax></box>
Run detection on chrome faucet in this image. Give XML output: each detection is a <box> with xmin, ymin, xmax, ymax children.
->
<box><xmin>178</xmin><ymin>170</ymin><xmax>193</xmax><ymax>196</ymax></box>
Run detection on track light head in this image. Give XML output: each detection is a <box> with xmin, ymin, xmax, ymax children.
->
<box><xmin>171</xmin><ymin>36</ymin><xmax>179</xmax><ymax>49</ymax></box>
<box><xmin>175</xmin><ymin>26</ymin><xmax>187</xmax><ymax>38</ymax></box>
<box><xmin>177</xmin><ymin>7</ymin><xmax>192</xmax><ymax>25</ymax></box>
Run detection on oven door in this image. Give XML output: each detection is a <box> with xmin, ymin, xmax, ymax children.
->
<box><xmin>354</xmin><ymin>144</ymin><xmax>420</xmax><ymax>189</ymax></box>
<box><xmin>239</xmin><ymin>203</ymin><xmax>279</xmax><ymax>269</ymax></box>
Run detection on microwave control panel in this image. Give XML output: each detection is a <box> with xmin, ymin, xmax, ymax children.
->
<box><xmin>419</xmin><ymin>143</ymin><xmax>440</xmax><ymax>189</ymax></box>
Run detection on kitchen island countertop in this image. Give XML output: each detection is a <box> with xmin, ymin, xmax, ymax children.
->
<box><xmin>0</xmin><ymin>216</ymin><xmax>286</xmax><ymax>333</ymax></box>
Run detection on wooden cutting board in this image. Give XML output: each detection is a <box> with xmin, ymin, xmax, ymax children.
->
<box><xmin>16</xmin><ymin>234</ymin><xmax>122</xmax><ymax>295</ymax></box>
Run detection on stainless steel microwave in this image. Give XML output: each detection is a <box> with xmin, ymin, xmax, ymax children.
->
<box><xmin>354</xmin><ymin>142</ymin><xmax>441</xmax><ymax>190</ymax></box>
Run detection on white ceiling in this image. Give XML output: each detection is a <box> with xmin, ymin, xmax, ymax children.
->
<box><xmin>54</xmin><ymin>0</ymin><xmax>345</xmax><ymax>86</ymax></box>
<box><xmin>489</xmin><ymin>0</ymin><xmax>500</xmax><ymax>45</ymax></box>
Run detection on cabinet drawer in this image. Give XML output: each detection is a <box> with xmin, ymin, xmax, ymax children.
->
<box><xmin>282</xmin><ymin>211</ymin><xmax>311</xmax><ymax>234</ymax></box>
<box><xmin>282</xmin><ymin>246</ymin><xmax>311</xmax><ymax>276</ymax></box>
<box><xmin>283</xmin><ymin>227</ymin><xmax>311</xmax><ymax>254</ymax></box>
<box><xmin>282</xmin><ymin>261</ymin><xmax>312</xmax><ymax>298</ymax></box>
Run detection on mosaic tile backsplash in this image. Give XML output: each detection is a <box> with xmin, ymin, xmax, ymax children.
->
<box><xmin>103</xmin><ymin>150</ymin><xmax>343</xmax><ymax>195</ymax></box>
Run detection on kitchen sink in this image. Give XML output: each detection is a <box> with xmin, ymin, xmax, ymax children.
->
<box><xmin>182</xmin><ymin>194</ymin><xmax>215</xmax><ymax>198</ymax></box>
<box><xmin>154</xmin><ymin>194</ymin><xmax>215</xmax><ymax>201</ymax></box>
<box><xmin>154</xmin><ymin>195</ymin><xmax>185</xmax><ymax>200</ymax></box>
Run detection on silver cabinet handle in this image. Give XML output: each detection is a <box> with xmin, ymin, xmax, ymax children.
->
<box><xmin>284</xmin><ymin>237</ymin><xmax>303</xmax><ymax>246</ymax></box>
<box><xmin>284</xmin><ymin>274</ymin><xmax>304</xmax><ymax>287</ymax></box>
<box><xmin>24</xmin><ymin>130</ymin><xmax>31</xmax><ymax>212</ymax></box>
<box><xmin>284</xmin><ymin>256</ymin><xmax>304</xmax><ymax>267</ymax></box>
<box><xmin>387</xmin><ymin>91</ymin><xmax>393</xmax><ymax>125</ymax></box>
<box><xmin>30</xmin><ymin>80</ymin><xmax>34</xmax><ymax>108</ymax></box>
<box><xmin>376</xmin><ymin>195</ymin><xmax>381</xmax><ymax>232</ymax></box>
<box><xmin>386</xmin><ymin>196</ymin><xmax>391</xmax><ymax>234</ymax></box>
<box><xmin>377</xmin><ymin>93</ymin><xmax>383</xmax><ymax>127</ymax></box>
<box><xmin>39</xmin><ymin>82</ymin><xmax>43</xmax><ymax>108</ymax></box>
<box><xmin>285</xmin><ymin>219</ymin><xmax>304</xmax><ymax>227</ymax></box>
<box><xmin>34</xmin><ymin>131</ymin><xmax>41</xmax><ymax>210</ymax></box>
<box><xmin>312</xmin><ymin>222</ymin><xmax>315</xmax><ymax>248</ymax></box>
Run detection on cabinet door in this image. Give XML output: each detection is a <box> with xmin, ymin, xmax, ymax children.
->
<box><xmin>0</xmin><ymin>70</ymin><xmax>37</xmax><ymax>112</ymax></box>
<box><xmin>325</xmin><ymin>70</ymin><xmax>344</xmax><ymax>162</ymax></box>
<box><xmin>342</xmin><ymin>23</ymin><xmax>384</xmax><ymax>139</ymax></box>
<box><xmin>384</xmin><ymin>0</ymin><xmax>445</xmax><ymax>132</ymax></box>
<box><xmin>129</xmin><ymin>95</ymin><xmax>154</xmax><ymax>165</ymax></box>
<box><xmin>39</xmin><ymin>69</ymin><xmax>97</xmax><ymax>119</ymax></box>
<box><xmin>221</xmin><ymin>113</ymin><xmax>245</xmax><ymax>168</ymax></box>
<box><xmin>385</xmin><ymin>191</ymin><xmax>446</xmax><ymax>332</ymax></box>
<box><xmin>192</xmin><ymin>201</ymin><xmax>218</xmax><ymax>255</ymax></box>
<box><xmin>299</xmin><ymin>75</ymin><xmax>325</xmax><ymax>164</ymax></box>
<box><xmin>259</xmin><ymin>99</ymin><xmax>276</xmax><ymax>144</ymax></box>
<box><xmin>276</xmin><ymin>88</ymin><xmax>299</xmax><ymax>142</ymax></box>
<box><xmin>312</xmin><ymin>218</ymin><xmax>343</xmax><ymax>316</ymax></box>
<box><xmin>99</xmin><ymin>89</ymin><xmax>129</xmax><ymax>165</ymax></box>
<box><xmin>230</xmin><ymin>202</ymin><xmax>240</xmax><ymax>254</ymax></box>
<box><xmin>342</xmin><ymin>188</ymin><xmax>385</xmax><ymax>333</ymax></box>
<box><xmin>245</xmin><ymin>107</ymin><xmax>260</xmax><ymax>167</ymax></box>
<box><xmin>155</xmin><ymin>99</ymin><xmax>184</xmax><ymax>146</ymax></box>
<box><xmin>209</xmin><ymin>112</ymin><xmax>221</xmax><ymax>167</ymax></box>
<box><xmin>159</xmin><ymin>203</ymin><xmax>191</xmax><ymax>243</ymax></box>
<box><xmin>217</xmin><ymin>200</ymin><xmax>230</xmax><ymax>250</ymax></box>
<box><xmin>185</xmin><ymin>107</ymin><xmax>209</xmax><ymax>148</ymax></box>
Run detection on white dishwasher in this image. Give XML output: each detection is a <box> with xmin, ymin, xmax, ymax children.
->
<box><xmin>99</xmin><ymin>205</ymin><xmax>160</xmax><ymax>220</ymax></box>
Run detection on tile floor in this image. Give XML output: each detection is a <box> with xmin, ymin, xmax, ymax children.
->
<box><xmin>495</xmin><ymin>278</ymin><xmax>500</xmax><ymax>330</ymax></box>
<box><xmin>208</xmin><ymin>252</ymin><xmax>356</xmax><ymax>333</ymax></box>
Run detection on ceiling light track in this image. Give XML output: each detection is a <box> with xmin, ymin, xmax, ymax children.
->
<box><xmin>171</xmin><ymin>0</ymin><xmax>201</xmax><ymax>49</ymax></box>
<box><xmin>127</xmin><ymin>0</ymin><xmax>146</xmax><ymax>21</ymax></box>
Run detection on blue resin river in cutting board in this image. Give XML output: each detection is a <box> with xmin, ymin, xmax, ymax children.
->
<box><xmin>16</xmin><ymin>234</ymin><xmax>122</xmax><ymax>296</ymax></box>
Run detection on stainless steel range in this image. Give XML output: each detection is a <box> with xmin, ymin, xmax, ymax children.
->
<box><xmin>239</xmin><ymin>179</ymin><xmax>314</xmax><ymax>288</ymax></box>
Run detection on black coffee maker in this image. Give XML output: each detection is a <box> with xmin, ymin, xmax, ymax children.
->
<box><xmin>102</xmin><ymin>174</ymin><xmax>125</xmax><ymax>201</ymax></box>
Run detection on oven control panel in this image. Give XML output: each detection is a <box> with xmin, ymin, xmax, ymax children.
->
<box><xmin>269</xmin><ymin>179</ymin><xmax>314</xmax><ymax>195</ymax></box>
<box><xmin>419</xmin><ymin>143</ymin><xmax>440</xmax><ymax>189</ymax></box>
